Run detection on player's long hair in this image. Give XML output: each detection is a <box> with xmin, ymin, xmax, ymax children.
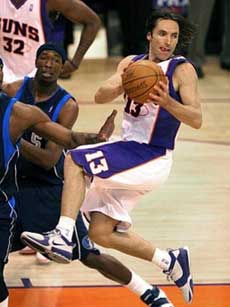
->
<box><xmin>145</xmin><ymin>9</ymin><xmax>196</xmax><ymax>55</ymax></box>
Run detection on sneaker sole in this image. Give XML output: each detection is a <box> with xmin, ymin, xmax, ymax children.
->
<box><xmin>180</xmin><ymin>246</ymin><xmax>193</xmax><ymax>303</ymax></box>
<box><xmin>21</xmin><ymin>236</ymin><xmax>71</xmax><ymax>264</ymax></box>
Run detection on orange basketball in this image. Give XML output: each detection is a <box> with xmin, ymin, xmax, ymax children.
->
<box><xmin>122</xmin><ymin>60</ymin><xmax>167</xmax><ymax>104</ymax></box>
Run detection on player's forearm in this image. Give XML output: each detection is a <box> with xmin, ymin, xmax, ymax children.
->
<box><xmin>70</xmin><ymin>131</ymin><xmax>105</xmax><ymax>148</ymax></box>
<box><xmin>71</xmin><ymin>22</ymin><xmax>100</xmax><ymax>68</ymax></box>
<box><xmin>20</xmin><ymin>139</ymin><xmax>60</xmax><ymax>169</ymax></box>
<box><xmin>33</xmin><ymin>122</ymin><xmax>105</xmax><ymax>149</ymax></box>
<box><xmin>95</xmin><ymin>84</ymin><xmax>124</xmax><ymax>104</ymax></box>
<box><xmin>165</xmin><ymin>97</ymin><xmax>202</xmax><ymax>129</ymax></box>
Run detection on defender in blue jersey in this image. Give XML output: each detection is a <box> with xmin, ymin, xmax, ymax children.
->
<box><xmin>3</xmin><ymin>44</ymin><xmax>176</xmax><ymax>307</ymax></box>
<box><xmin>0</xmin><ymin>54</ymin><xmax>117</xmax><ymax>307</ymax></box>
<box><xmin>22</xmin><ymin>10</ymin><xmax>202</xmax><ymax>306</ymax></box>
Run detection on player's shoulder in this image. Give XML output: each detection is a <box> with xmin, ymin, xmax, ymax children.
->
<box><xmin>2</xmin><ymin>79</ymin><xmax>23</xmax><ymax>97</ymax></box>
<box><xmin>62</xmin><ymin>96</ymin><xmax>79</xmax><ymax>113</ymax></box>
<box><xmin>174</xmin><ymin>57</ymin><xmax>197</xmax><ymax>80</ymax></box>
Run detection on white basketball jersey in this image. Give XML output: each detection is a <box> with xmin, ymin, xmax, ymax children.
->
<box><xmin>0</xmin><ymin>0</ymin><xmax>46</xmax><ymax>82</ymax></box>
<box><xmin>121</xmin><ymin>56</ymin><xmax>188</xmax><ymax>150</ymax></box>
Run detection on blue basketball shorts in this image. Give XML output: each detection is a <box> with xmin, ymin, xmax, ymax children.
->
<box><xmin>0</xmin><ymin>197</ymin><xmax>17</xmax><ymax>263</ymax></box>
<box><xmin>11</xmin><ymin>181</ymin><xmax>99</xmax><ymax>260</ymax></box>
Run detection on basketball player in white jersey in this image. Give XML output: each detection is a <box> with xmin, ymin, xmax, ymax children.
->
<box><xmin>22</xmin><ymin>10</ymin><xmax>202</xmax><ymax>306</ymax></box>
<box><xmin>0</xmin><ymin>0</ymin><xmax>101</xmax><ymax>83</ymax></box>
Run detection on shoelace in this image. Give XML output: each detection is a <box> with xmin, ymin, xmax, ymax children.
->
<box><xmin>164</xmin><ymin>248</ymin><xmax>174</xmax><ymax>282</ymax></box>
<box><xmin>43</xmin><ymin>229</ymin><xmax>60</xmax><ymax>236</ymax></box>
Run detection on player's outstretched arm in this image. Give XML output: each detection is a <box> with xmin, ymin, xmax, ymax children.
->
<box><xmin>33</xmin><ymin>109</ymin><xmax>117</xmax><ymax>148</ymax></box>
<box><xmin>12</xmin><ymin>103</ymin><xmax>117</xmax><ymax>149</ymax></box>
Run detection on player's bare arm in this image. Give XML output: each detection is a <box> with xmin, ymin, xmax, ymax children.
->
<box><xmin>20</xmin><ymin>99</ymin><xmax>79</xmax><ymax>170</ymax></box>
<box><xmin>148</xmin><ymin>62</ymin><xmax>202</xmax><ymax>129</ymax></box>
<box><xmin>95</xmin><ymin>56</ymin><xmax>135</xmax><ymax>104</ymax></box>
<box><xmin>11</xmin><ymin>102</ymin><xmax>117</xmax><ymax>148</ymax></box>
<box><xmin>47</xmin><ymin>0</ymin><xmax>101</xmax><ymax>75</ymax></box>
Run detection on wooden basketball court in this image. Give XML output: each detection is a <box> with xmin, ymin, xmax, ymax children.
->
<box><xmin>6</xmin><ymin>56</ymin><xmax>230</xmax><ymax>307</ymax></box>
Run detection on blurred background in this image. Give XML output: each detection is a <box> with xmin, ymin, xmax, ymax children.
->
<box><xmin>64</xmin><ymin>0</ymin><xmax>229</xmax><ymax>77</ymax></box>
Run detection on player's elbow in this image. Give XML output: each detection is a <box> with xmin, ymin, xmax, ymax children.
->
<box><xmin>192</xmin><ymin>114</ymin><xmax>202</xmax><ymax>129</ymax></box>
<box><xmin>86</xmin><ymin>13</ymin><xmax>101</xmax><ymax>32</ymax></box>
<box><xmin>94</xmin><ymin>90</ymin><xmax>108</xmax><ymax>104</ymax></box>
<box><xmin>93</xmin><ymin>15</ymin><xmax>101</xmax><ymax>31</ymax></box>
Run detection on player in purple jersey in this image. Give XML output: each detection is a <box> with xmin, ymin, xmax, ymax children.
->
<box><xmin>22</xmin><ymin>10</ymin><xmax>202</xmax><ymax>305</ymax></box>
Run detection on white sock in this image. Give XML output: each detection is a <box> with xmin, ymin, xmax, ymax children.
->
<box><xmin>0</xmin><ymin>296</ymin><xmax>8</xmax><ymax>307</ymax></box>
<box><xmin>125</xmin><ymin>271</ymin><xmax>152</xmax><ymax>296</ymax></box>
<box><xmin>56</xmin><ymin>216</ymin><xmax>75</xmax><ymax>241</ymax></box>
<box><xmin>152</xmin><ymin>248</ymin><xmax>171</xmax><ymax>271</ymax></box>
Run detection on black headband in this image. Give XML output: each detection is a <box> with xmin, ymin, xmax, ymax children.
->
<box><xmin>36</xmin><ymin>43</ymin><xmax>66</xmax><ymax>64</ymax></box>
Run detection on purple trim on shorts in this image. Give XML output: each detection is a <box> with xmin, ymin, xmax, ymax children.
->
<box><xmin>70</xmin><ymin>141</ymin><xmax>166</xmax><ymax>178</ymax></box>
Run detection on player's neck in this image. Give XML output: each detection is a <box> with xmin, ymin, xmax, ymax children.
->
<box><xmin>32</xmin><ymin>79</ymin><xmax>58</xmax><ymax>102</ymax></box>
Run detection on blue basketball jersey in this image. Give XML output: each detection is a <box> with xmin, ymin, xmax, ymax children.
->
<box><xmin>122</xmin><ymin>54</ymin><xmax>188</xmax><ymax>150</ymax></box>
<box><xmin>15</xmin><ymin>77</ymin><xmax>75</xmax><ymax>184</ymax></box>
<box><xmin>0</xmin><ymin>93</ymin><xmax>19</xmax><ymax>202</ymax></box>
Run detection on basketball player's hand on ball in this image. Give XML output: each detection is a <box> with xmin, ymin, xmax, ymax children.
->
<box><xmin>147</xmin><ymin>78</ymin><xmax>170</xmax><ymax>107</ymax></box>
<box><xmin>97</xmin><ymin>110</ymin><xmax>118</xmax><ymax>142</ymax></box>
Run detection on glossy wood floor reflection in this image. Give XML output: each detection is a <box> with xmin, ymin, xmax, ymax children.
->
<box><xmin>6</xmin><ymin>56</ymin><xmax>230</xmax><ymax>307</ymax></box>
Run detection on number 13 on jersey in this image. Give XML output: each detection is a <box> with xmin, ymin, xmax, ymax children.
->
<box><xmin>85</xmin><ymin>151</ymin><xmax>109</xmax><ymax>175</ymax></box>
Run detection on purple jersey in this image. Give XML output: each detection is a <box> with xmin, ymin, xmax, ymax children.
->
<box><xmin>122</xmin><ymin>55</ymin><xmax>188</xmax><ymax>150</ymax></box>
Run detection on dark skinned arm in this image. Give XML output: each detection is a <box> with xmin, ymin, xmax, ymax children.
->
<box><xmin>47</xmin><ymin>0</ymin><xmax>101</xmax><ymax>76</ymax></box>
<box><xmin>11</xmin><ymin>102</ymin><xmax>117</xmax><ymax>149</ymax></box>
<box><xmin>19</xmin><ymin>98</ymin><xmax>79</xmax><ymax>170</ymax></box>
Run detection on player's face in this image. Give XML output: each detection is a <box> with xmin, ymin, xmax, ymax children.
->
<box><xmin>36</xmin><ymin>50</ymin><xmax>63</xmax><ymax>82</ymax></box>
<box><xmin>147</xmin><ymin>19</ymin><xmax>179</xmax><ymax>62</ymax></box>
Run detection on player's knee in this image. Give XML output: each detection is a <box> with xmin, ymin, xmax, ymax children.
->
<box><xmin>88</xmin><ymin>229</ymin><xmax>111</xmax><ymax>248</ymax></box>
<box><xmin>0</xmin><ymin>262</ymin><xmax>8</xmax><ymax>302</ymax></box>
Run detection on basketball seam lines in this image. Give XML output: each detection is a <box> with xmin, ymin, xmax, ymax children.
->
<box><xmin>123</xmin><ymin>74</ymin><xmax>164</xmax><ymax>86</ymax></box>
<box><xmin>131</xmin><ymin>81</ymin><xmax>157</xmax><ymax>99</ymax></box>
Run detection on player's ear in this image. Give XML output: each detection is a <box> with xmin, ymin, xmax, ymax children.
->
<box><xmin>147</xmin><ymin>32</ymin><xmax>152</xmax><ymax>41</ymax></box>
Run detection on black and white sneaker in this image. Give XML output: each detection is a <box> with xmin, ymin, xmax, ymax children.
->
<box><xmin>141</xmin><ymin>286</ymin><xmax>174</xmax><ymax>307</ymax></box>
<box><xmin>164</xmin><ymin>247</ymin><xmax>193</xmax><ymax>303</ymax></box>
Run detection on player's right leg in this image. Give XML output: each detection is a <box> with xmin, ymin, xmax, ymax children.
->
<box><xmin>73</xmin><ymin>212</ymin><xmax>174</xmax><ymax>307</ymax></box>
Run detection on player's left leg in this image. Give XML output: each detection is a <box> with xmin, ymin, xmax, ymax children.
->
<box><xmin>88</xmin><ymin>211</ymin><xmax>193</xmax><ymax>304</ymax></box>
